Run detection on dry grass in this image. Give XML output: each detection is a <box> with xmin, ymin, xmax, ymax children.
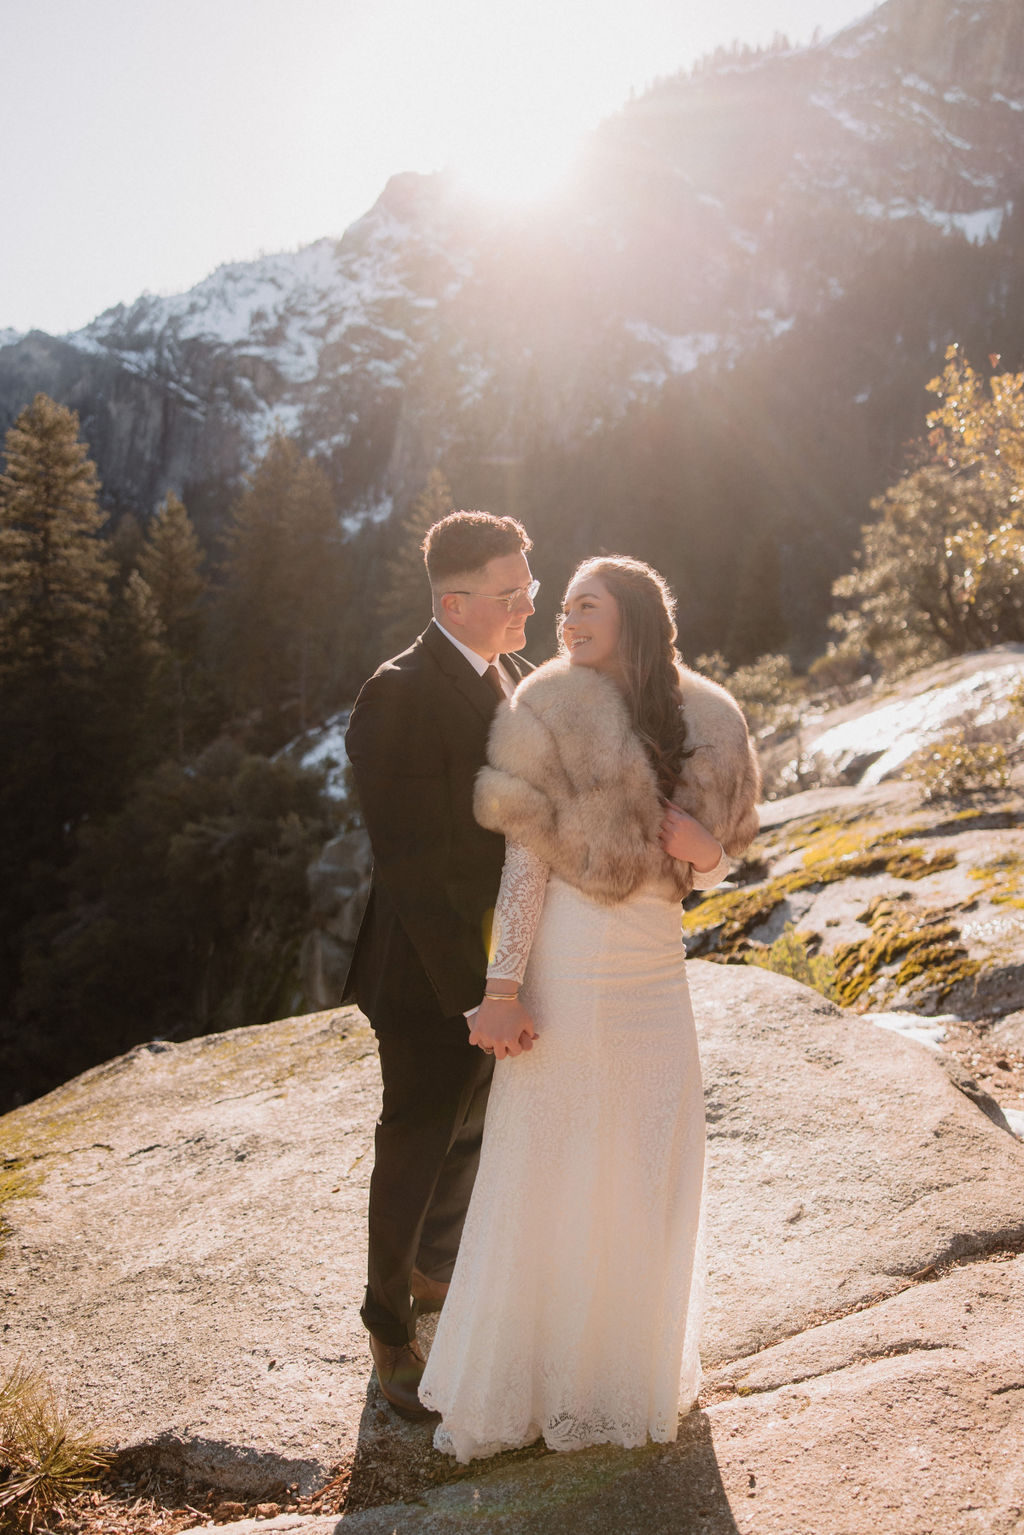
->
<box><xmin>0</xmin><ymin>1365</ymin><xmax>111</xmax><ymax>1531</ymax></box>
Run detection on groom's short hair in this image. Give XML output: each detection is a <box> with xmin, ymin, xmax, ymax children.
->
<box><xmin>422</xmin><ymin>511</ymin><xmax>532</xmax><ymax>589</ymax></box>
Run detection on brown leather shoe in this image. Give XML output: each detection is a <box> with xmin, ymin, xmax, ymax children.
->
<box><xmin>410</xmin><ymin>1267</ymin><xmax>450</xmax><ymax>1312</ymax></box>
<box><xmin>368</xmin><ymin>1334</ymin><xmax>435</xmax><ymax>1421</ymax></box>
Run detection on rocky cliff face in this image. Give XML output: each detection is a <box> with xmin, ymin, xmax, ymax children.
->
<box><xmin>2</xmin><ymin>0</ymin><xmax>1023</xmax><ymax>592</ymax></box>
<box><xmin>882</xmin><ymin>0</ymin><xmax>1024</xmax><ymax>94</ymax></box>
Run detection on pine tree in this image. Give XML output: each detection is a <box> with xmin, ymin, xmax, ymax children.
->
<box><xmin>139</xmin><ymin>492</ymin><xmax>206</xmax><ymax>649</ymax></box>
<box><xmin>0</xmin><ymin>394</ymin><xmax>112</xmax><ymax>685</ymax></box>
<box><xmin>0</xmin><ymin>394</ymin><xmax>115</xmax><ymax>974</ymax></box>
<box><xmin>376</xmin><ymin>467</ymin><xmax>453</xmax><ymax>658</ymax></box>
<box><xmin>723</xmin><ymin>533</ymin><xmax>788</xmax><ymax>666</ymax></box>
<box><xmin>220</xmin><ymin>435</ymin><xmax>344</xmax><ymax>743</ymax></box>
<box><xmin>138</xmin><ymin>492</ymin><xmax>209</xmax><ymax>756</ymax></box>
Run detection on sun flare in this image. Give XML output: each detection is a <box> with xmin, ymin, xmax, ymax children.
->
<box><xmin>447</xmin><ymin>124</ymin><xmax>585</xmax><ymax>207</ymax></box>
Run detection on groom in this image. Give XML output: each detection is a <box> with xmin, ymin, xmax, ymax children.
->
<box><xmin>343</xmin><ymin>510</ymin><xmax>536</xmax><ymax>1418</ymax></box>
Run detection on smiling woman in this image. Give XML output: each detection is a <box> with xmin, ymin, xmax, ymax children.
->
<box><xmin>418</xmin><ymin>552</ymin><xmax>760</xmax><ymax>1461</ymax></box>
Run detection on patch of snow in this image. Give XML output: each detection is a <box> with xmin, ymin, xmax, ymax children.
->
<box><xmin>625</xmin><ymin>321</ymin><xmax>719</xmax><ymax>378</ymax></box>
<box><xmin>341</xmin><ymin>493</ymin><xmax>394</xmax><ymax>537</ymax></box>
<box><xmin>902</xmin><ymin>97</ymin><xmax>972</xmax><ymax>152</ymax></box>
<box><xmin>952</xmin><ymin>207</ymin><xmax>1006</xmax><ymax>244</ymax></box>
<box><xmin>757</xmin><ymin>309</ymin><xmax>794</xmax><ymax>339</ymax></box>
<box><xmin>64</xmin><ymin>211</ymin><xmax>438</xmax><ymax>426</ymax></box>
<box><xmin>809</xmin><ymin>91</ymin><xmax>877</xmax><ymax>141</ymax></box>
<box><xmin>810</xmin><ymin>659</ymin><xmax>1024</xmax><ymax>786</ymax></box>
<box><xmin>864</xmin><ymin>1012</ymin><xmax>952</xmax><ymax>1052</ymax></box>
<box><xmin>363</xmin><ymin>356</ymin><xmax>405</xmax><ymax>387</ymax></box>
<box><xmin>456</xmin><ymin>354</ymin><xmax>494</xmax><ymax>409</ymax></box>
<box><xmin>297</xmin><ymin>713</ymin><xmax>351</xmax><ymax>799</ymax></box>
<box><xmin>860</xmin><ymin>195</ymin><xmax>1005</xmax><ymax>243</ymax></box>
<box><xmin>253</xmin><ymin>400</ymin><xmax>306</xmax><ymax>441</ymax></box>
<box><xmin>76</xmin><ymin>239</ymin><xmax>344</xmax><ymax>362</ymax></box>
<box><xmin>961</xmin><ymin>169</ymin><xmax>1000</xmax><ymax>195</ymax></box>
<box><xmin>993</xmin><ymin>93</ymin><xmax>1024</xmax><ymax>113</ymax></box>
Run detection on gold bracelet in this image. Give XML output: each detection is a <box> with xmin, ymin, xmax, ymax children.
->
<box><xmin>484</xmin><ymin>990</ymin><xmax>519</xmax><ymax>1001</ymax></box>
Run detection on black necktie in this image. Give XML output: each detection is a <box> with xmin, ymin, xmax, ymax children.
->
<box><xmin>484</xmin><ymin>664</ymin><xmax>506</xmax><ymax>701</ymax></box>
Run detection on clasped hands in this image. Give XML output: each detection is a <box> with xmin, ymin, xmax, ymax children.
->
<box><xmin>468</xmin><ymin>992</ymin><xmax>536</xmax><ymax>1059</ymax></box>
<box><xmin>469</xmin><ymin>809</ymin><xmax>718</xmax><ymax>1060</ymax></box>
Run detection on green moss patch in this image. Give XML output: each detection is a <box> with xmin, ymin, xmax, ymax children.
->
<box><xmin>968</xmin><ymin>852</ymin><xmax>1024</xmax><ymax>909</ymax></box>
<box><xmin>832</xmin><ymin>896</ymin><xmax>980</xmax><ymax>1009</ymax></box>
<box><xmin>0</xmin><ymin>1158</ymin><xmax>44</xmax><ymax>1251</ymax></box>
<box><xmin>684</xmin><ymin>827</ymin><xmax>958</xmax><ymax>957</ymax></box>
<box><xmin>756</xmin><ymin>807</ymin><xmax>867</xmax><ymax>856</ymax></box>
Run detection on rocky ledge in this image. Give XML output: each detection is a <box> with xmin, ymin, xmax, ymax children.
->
<box><xmin>2</xmin><ymin>956</ymin><xmax>1024</xmax><ymax>1533</ymax></box>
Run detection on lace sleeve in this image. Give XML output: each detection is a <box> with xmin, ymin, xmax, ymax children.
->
<box><xmin>690</xmin><ymin>843</ymin><xmax>731</xmax><ymax>891</ymax></box>
<box><xmin>487</xmin><ymin>840</ymin><xmax>550</xmax><ymax>986</ymax></box>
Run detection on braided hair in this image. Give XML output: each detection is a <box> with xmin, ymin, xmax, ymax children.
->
<box><xmin>560</xmin><ymin>555</ymin><xmax>691</xmax><ymax>798</ymax></box>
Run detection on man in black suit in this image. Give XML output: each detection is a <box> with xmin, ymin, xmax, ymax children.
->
<box><xmin>343</xmin><ymin>511</ymin><xmax>536</xmax><ymax>1418</ymax></box>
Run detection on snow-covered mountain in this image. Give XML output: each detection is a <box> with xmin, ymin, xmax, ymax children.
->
<box><xmin>2</xmin><ymin>0</ymin><xmax>1023</xmax><ymax>653</ymax></box>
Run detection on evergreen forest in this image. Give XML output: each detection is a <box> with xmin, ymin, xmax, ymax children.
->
<box><xmin>2</xmin><ymin>345</ymin><xmax>1023</xmax><ymax>1112</ymax></box>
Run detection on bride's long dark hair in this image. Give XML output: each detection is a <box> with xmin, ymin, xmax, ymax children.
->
<box><xmin>561</xmin><ymin>555</ymin><xmax>691</xmax><ymax>799</ymax></box>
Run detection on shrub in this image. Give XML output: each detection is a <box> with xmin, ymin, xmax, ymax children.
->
<box><xmin>746</xmin><ymin>922</ymin><xmax>840</xmax><ymax>1001</ymax></box>
<box><xmin>904</xmin><ymin>735</ymin><xmax>1011</xmax><ymax>801</ymax></box>
<box><xmin>725</xmin><ymin>653</ymin><xmax>801</xmax><ymax>734</ymax></box>
<box><xmin>806</xmin><ymin>644</ymin><xmax>871</xmax><ymax>697</ymax></box>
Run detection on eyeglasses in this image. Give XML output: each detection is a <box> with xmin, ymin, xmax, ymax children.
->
<box><xmin>444</xmin><ymin>579</ymin><xmax>539</xmax><ymax>613</ymax></box>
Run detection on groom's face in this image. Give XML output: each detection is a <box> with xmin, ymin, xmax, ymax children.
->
<box><xmin>443</xmin><ymin>550</ymin><xmax>535</xmax><ymax>660</ymax></box>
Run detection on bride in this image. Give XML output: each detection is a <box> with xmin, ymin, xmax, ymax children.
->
<box><xmin>418</xmin><ymin>555</ymin><xmax>760</xmax><ymax>1462</ymax></box>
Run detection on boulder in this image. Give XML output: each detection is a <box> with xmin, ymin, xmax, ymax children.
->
<box><xmin>689</xmin><ymin>774</ymin><xmax>1024</xmax><ymax>1023</ymax></box>
<box><xmin>300</xmin><ymin>828</ymin><xmax>371</xmax><ymax>1008</ymax></box>
<box><xmin>2</xmin><ymin>963</ymin><xmax>1024</xmax><ymax>1530</ymax></box>
<box><xmin>192</xmin><ymin>1253</ymin><xmax>1024</xmax><ymax>1534</ymax></box>
<box><xmin>773</xmin><ymin>645</ymin><xmax>1024</xmax><ymax>790</ymax></box>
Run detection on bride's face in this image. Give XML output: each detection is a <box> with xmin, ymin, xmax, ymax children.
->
<box><xmin>561</xmin><ymin>575</ymin><xmax>622</xmax><ymax>678</ymax></box>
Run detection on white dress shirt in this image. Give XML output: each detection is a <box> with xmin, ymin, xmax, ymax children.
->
<box><xmin>432</xmin><ymin>620</ymin><xmax>514</xmax><ymax>697</ymax></box>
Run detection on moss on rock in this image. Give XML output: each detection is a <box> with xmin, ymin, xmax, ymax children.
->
<box><xmin>832</xmin><ymin>896</ymin><xmax>980</xmax><ymax>1009</ymax></box>
<box><xmin>968</xmin><ymin>852</ymin><xmax>1024</xmax><ymax>909</ymax></box>
<box><xmin>0</xmin><ymin>1159</ymin><xmax>44</xmax><ymax>1251</ymax></box>
<box><xmin>684</xmin><ymin>826</ymin><xmax>958</xmax><ymax>958</ymax></box>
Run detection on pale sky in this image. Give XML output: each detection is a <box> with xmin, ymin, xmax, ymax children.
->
<box><xmin>2</xmin><ymin>0</ymin><xmax>875</xmax><ymax>337</ymax></box>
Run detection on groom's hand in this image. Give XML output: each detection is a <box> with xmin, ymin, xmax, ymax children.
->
<box><xmin>469</xmin><ymin>997</ymin><xmax>537</xmax><ymax>1060</ymax></box>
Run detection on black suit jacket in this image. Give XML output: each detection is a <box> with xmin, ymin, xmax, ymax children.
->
<box><xmin>343</xmin><ymin>623</ymin><xmax>532</xmax><ymax>1024</ymax></box>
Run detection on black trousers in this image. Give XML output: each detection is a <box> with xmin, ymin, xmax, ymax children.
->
<box><xmin>361</xmin><ymin>1008</ymin><xmax>494</xmax><ymax>1346</ymax></box>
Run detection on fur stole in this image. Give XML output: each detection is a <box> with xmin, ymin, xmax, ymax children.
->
<box><xmin>474</xmin><ymin>656</ymin><xmax>761</xmax><ymax>904</ymax></box>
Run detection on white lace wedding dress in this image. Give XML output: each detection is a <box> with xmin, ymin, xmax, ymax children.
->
<box><xmin>418</xmin><ymin>839</ymin><xmax>728</xmax><ymax>1463</ymax></box>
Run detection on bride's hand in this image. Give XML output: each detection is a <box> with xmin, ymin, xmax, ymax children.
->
<box><xmin>469</xmin><ymin>996</ymin><xmax>537</xmax><ymax>1060</ymax></box>
<box><xmin>659</xmin><ymin>804</ymin><xmax>723</xmax><ymax>871</ymax></box>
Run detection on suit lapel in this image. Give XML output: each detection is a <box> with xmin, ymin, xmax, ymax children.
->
<box><xmin>501</xmin><ymin>650</ymin><xmax>533</xmax><ymax>683</ymax></box>
<box><xmin>421</xmin><ymin>622</ymin><xmax>501</xmax><ymax>724</ymax></box>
